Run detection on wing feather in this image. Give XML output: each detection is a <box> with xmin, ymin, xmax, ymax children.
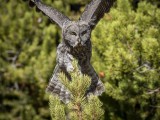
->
<box><xmin>29</xmin><ymin>0</ymin><xmax>70</xmax><ymax>28</ymax></box>
<box><xmin>80</xmin><ymin>0</ymin><xmax>114</xmax><ymax>30</ymax></box>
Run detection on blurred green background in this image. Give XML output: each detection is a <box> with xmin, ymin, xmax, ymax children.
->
<box><xmin>0</xmin><ymin>0</ymin><xmax>160</xmax><ymax>120</ymax></box>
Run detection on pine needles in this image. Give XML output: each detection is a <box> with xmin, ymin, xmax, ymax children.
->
<box><xmin>49</xmin><ymin>60</ymin><xmax>104</xmax><ymax>120</ymax></box>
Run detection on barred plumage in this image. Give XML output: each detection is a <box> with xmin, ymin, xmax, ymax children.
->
<box><xmin>26</xmin><ymin>0</ymin><xmax>114</xmax><ymax>104</ymax></box>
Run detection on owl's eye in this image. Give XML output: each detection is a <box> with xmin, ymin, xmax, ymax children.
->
<box><xmin>81</xmin><ymin>30</ymin><xmax>87</xmax><ymax>36</ymax></box>
<box><xmin>70</xmin><ymin>32</ymin><xmax>77</xmax><ymax>36</ymax></box>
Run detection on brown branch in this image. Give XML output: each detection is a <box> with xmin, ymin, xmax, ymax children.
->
<box><xmin>150</xmin><ymin>105</ymin><xmax>160</xmax><ymax>108</ymax></box>
<box><xmin>147</xmin><ymin>88</ymin><xmax>160</xmax><ymax>94</ymax></box>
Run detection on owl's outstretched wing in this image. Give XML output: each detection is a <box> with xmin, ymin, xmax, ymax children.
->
<box><xmin>79</xmin><ymin>0</ymin><xmax>114</xmax><ymax>30</ymax></box>
<box><xmin>27</xmin><ymin>0</ymin><xmax>70</xmax><ymax>28</ymax></box>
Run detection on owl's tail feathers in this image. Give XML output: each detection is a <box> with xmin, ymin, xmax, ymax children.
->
<box><xmin>87</xmin><ymin>79</ymin><xmax>105</xmax><ymax>96</ymax></box>
<box><xmin>94</xmin><ymin>80</ymin><xmax>105</xmax><ymax>95</ymax></box>
<box><xmin>46</xmin><ymin>80</ymin><xmax>71</xmax><ymax>104</ymax></box>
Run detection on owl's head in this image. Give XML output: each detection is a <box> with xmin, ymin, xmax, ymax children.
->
<box><xmin>62</xmin><ymin>21</ymin><xmax>91</xmax><ymax>48</ymax></box>
<box><xmin>29</xmin><ymin>0</ymin><xmax>113</xmax><ymax>47</ymax></box>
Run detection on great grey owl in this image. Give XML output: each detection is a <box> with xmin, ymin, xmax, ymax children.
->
<box><xmin>26</xmin><ymin>0</ymin><xmax>113</xmax><ymax>104</ymax></box>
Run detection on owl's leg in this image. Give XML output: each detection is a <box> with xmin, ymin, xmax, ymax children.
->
<box><xmin>46</xmin><ymin>65</ymin><xmax>71</xmax><ymax>104</ymax></box>
<box><xmin>80</xmin><ymin>63</ymin><xmax>105</xmax><ymax>96</ymax></box>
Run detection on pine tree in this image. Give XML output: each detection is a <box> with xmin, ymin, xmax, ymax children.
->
<box><xmin>0</xmin><ymin>0</ymin><xmax>94</xmax><ymax>119</ymax></box>
<box><xmin>49</xmin><ymin>60</ymin><xmax>104</xmax><ymax>120</ymax></box>
<box><xmin>1</xmin><ymin>0</ymin><xmax>160</xmax><ymax>120</ymax></box>
<box><xmin>92</xmin><ymin>0</ymin><xmax>160</xmax><ymax>119</ymax></box>
<box><xmin>0</xmin><ymin>0</ymin><xmax>68</xmax><ymax>119</ymax></box>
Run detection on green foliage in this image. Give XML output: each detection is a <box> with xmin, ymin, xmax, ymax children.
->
<box><xmin>1</xmin><ymin>0</ymin><xmax>160</xmax><ymax>120</ymax></box>
<box><xmin>49</xmin><ymin>96</ymin><xmax>66</xmax><ymax>120</ymax></box>
<box><xmin>59</xmin><ymin>60</ymin><xmax>91</xmax><ymax>102</ymax></box>
<box><xmin>92</xmin><ymin>0</ymin><xmax>160</xmax><ymax>119</ymax></box>
<box><xmin>0</xmin><ymin>0</ymin><xmax>68</xmax><ymax>119</ymax></box>
<box><xmin>0</xmin><ymin>0</ymin><xmax>91</xmax><ymax>119</ymax></box>
<box><xmin>49</xmin><ymin>60</ymin><xmax>104</xmax><ymax>120</ymax></box>
<box><xmin>82</xmin><ymin>96</ymin><xmax>104</xmax><ymax>120</ymax></box>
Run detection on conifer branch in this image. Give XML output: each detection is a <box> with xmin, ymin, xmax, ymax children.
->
<box><xmin>49</xmin><ymin>59</ymin><xmax>104</xmax><ymax>120</ymax></box>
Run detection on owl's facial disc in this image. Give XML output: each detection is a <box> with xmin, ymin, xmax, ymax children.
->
<box><xmin>63</xmin><ymin>21</ymin><xmax>91</xmax><ymax>48</ymax></box>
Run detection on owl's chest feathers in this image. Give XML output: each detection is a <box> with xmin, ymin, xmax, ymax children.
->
<box><xmin>71</xmin><ymin>44</ymin><xmax>92</xmax><ymax>61</ymax></box>
<box><xmin>59</xmin><ymin>41</ymin><xmax>91</xmax><ymax>63</ymax></box>
<box><xmin>71</xmin><ymin>46</ymin><xmax>86</xmax><ymax>56</ymax></box>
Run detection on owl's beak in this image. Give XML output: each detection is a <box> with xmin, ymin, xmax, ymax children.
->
<box><xmin>73</xmin><ymin>38</ymin><xmax>82</xmax><ymax>48</ymax></box>
<box><xmin>73</xmin><ymin>42</ymin><xmax>81</xmax><ymax>48</ymax></box>
<box><xmin>77</xmin><ymin>38</ymin><xmax>82</xmax><ymax>43</ymax></box>
<box><xmin>78</xmin><ymin>42</ymin><xmax>81</xmax><ymax>46</ymax></box>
